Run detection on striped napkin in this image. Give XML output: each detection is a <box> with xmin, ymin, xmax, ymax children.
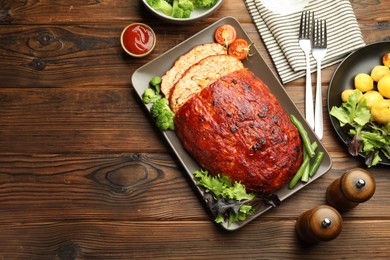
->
<box><xmin>244</xmin><ymin>0</ymin><xmax>366</xmax><ymax>84</ymax></box>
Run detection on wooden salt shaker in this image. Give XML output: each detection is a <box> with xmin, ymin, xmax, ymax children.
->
<box><xmin>295</xmin><ymin>205</ymin><xmax>342</xmax><ymax>244</ymax></box>
<box><xmin>326</xmin><ymin>168</ymin><xmax>376</xmax><ymax>212</ymax></box>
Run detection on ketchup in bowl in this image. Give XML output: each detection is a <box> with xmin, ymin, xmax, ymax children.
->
<box><xmin>121</xmin><ymin>23</ymin><xmax>156</xmax><ymax>57</ymax></box>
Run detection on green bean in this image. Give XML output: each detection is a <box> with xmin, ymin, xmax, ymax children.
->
<box><xmin>309</xmin><ymin>151</ymin><xmax>324</xmax><ymax>177</ymax></box>
<box><xmin>301</xmin><ymin>141</ymin><xmax>319</xmax><ymax>183</ymax></box>
<box><xmin>290</xmin><ymin>115</ymin><xmax>316</xmax><ymax>158</ymax></box>
<box><xmin>300</xmin><ymin>162</ymin><xmax>310</xmax><ymax>183</ymax></box>
<box><xmin>288</xmin><ymin>155</ymin><xmax>310</xmax><ymax>189</ymax></box>
<box><xmin>310</xmin><ymin>141</ymin><xmax>318</xmax><ymax>152</ymax></box>
<box><xmin>300</xmin><ymin>151</ymin><xmax>310</xmax><ymax>183</ymax></box>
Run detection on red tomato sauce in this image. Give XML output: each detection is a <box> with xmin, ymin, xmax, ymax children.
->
<box><xmin>122</xmin><ymin>24</ymin><xmax>154</xmax><ymax>55</ymax></box>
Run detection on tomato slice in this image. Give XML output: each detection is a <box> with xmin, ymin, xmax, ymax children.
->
<box><xmin>214</xmin><ymin>24</ymin><xmax>237</xmax><ymax>46</ymax></box>
<box><xmin>228</xmin><ymin>39</ymin><xmax>250</xmax><ymax>60</ymax></box>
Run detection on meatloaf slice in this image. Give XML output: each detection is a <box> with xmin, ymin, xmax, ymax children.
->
<box><xmin>174</xmin><ymin>68</ymin><xmax>303</xmax><ymax>194</ymax></box>
<box><xmin>160</xmin><ymin>43</ymin><xmax>226</xmax><ymax>99</ymax></box>
<box><xmin>169</xmin><ymin>54</ymin><xmax>244</xmax><ymax>113</ymax></box>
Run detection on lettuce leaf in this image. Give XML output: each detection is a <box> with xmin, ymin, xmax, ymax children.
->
<box><xmin>330</xmin><ymin>90</ymin><xmax>370</xmax><ymax>129</ymax></box>
<box><xmin>194</xmin><ymin>169</ymin><xmax>255</xmax><ymax>226</ymax></box>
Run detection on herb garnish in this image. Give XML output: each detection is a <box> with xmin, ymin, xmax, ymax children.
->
<box><xmin>330</xmin><ymin>89</ymin><xmax>390</xmax><ymax>167</ymax></box>
<box><xmin>193</xmin><ymin>169</ymin><xmax>255</xmax><ymax>226</ymax></box>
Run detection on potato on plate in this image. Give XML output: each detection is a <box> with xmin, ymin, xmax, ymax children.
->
<box><xmin>354</xmin><ymin>73</ymin><xmax>373</xmax><ymax>92</ymax></box>
<box><xmin>371</xmin><ymin>99</ymin><xmax>390</xmax><ymax>124</ymax></box>
<box><xmin>370</xmin><ymin>65</ymin><xmax>390</xmax><ymax>82</ymax></box>
<box><xmin>378</xmin><ymin>74</ymin><xmax>390</xmax><ymax>98</ymax></box>
<box><xmin>363</xmin><ymin>90</ymin><xmax>384</xmax><ymax>108</ymax></box>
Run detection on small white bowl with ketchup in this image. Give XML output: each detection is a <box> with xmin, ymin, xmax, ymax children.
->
<box><xmin>120</xmin><ymin>23</ymin><xmax>156</xmax><ymax>58</ymax></box>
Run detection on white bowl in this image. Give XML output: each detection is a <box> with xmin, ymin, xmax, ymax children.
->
<box><xmin>141</xmin><ymin>0</ymin><xmax>224</xmax><ymax>24</ymax></box>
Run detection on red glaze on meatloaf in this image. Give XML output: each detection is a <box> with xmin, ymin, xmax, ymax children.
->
<box><xmin>174</xmin><ymin>68</ymin><xmax>303</xmax><ymax>194</ymax></box>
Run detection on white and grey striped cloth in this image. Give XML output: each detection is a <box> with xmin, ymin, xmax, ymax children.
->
<box><xmin>244</xmin><ymin>0</ymin><xmax>366</xmax><ymax>84</ymax></box>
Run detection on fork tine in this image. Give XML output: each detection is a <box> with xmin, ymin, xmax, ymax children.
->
<box><xmin>312</xmin><ymin>20</ymin><xmax>316</xmax><ymax>47</ymax></box>
<box><xmin>310</xmin><ymin>11</ymin><xmax>314</xmax><ymax>38</ymax></box>
<box><xmin>299</xmin><ymin>11</ymin><xmax>314</xmax><ymax>38</ymax></box>
<box><xmin>303</xmin><ymin>11</ymin><xmax>308</xmax><ymax>37</ymax></box>
<box><xmin>323</xmin><ymin>20</ymin><xmax>327</xmax><ymax>47</ymax></box>
<box><xmin>299</xmin><ymin>12</ymin><xmax>304</xmax><ymax>37</ymax></box>
<box><xmin>313</xmin><ymin>21</ymin><xmax>316</xmax><ymax>46</ymax></box>
<box><xmin>318</xmin><ymin>20</ymin><xmax>322</xmax><ymax>46</ymax></box>
<box><xmin>313</xmin><ymin>19</ymin><xmax>327</xmax><ymax>48</ymax></box>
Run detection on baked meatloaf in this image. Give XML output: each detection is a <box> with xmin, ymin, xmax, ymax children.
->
<box><xmin>169</xmin><ymin>54</ymin><xmax>244</xmax><ymax>113</ymax></box>
<box><xmin>174</xmin><ymin>68</ymin><xmax>303</xmax><ymax>194</ymax></box>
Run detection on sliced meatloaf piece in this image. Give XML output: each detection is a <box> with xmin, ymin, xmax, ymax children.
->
<box><xmin>174</xmin><ymin>68</ymin><xmax>303</xmax><ymax>194</ymax></box>
<box><xmin>160</xmin><ymin>43</ymin><xmax>226</xmax><ymax>99</ymax></box>
<box><xmin>169</xmin><ymin>54</ymin><xmax>244</xmax><ymax>113</ymax></box>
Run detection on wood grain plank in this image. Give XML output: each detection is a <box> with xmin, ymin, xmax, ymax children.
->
<box><xmin>0</xmin><ymin>153</ymin><xmax>204</xmax><ymax>222</ymax></box>
<box><xmin>0</xmin><ymin>86</ymin><xmax>169</xmax><ymax>153</ymax></box>
<box><xmin>0</xmin><ymin>23</ymin><xmax>387</xmax><ymax>89</ymax></box>
<box><xmin>0</xmin><ymin>220</ymin><xmax>389</xmax><ymax>259</ymax></box>
<box><xmin>0</xmin><ymin>0</ymin><xmax>144</xmax><ymax>25</ymax></box>
<box><xmin>0</xmin><ymin>153</ymin><xmax>388</xmax><ymax>225</ymax></box>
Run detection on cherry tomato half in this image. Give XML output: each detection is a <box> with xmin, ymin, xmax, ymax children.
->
<box><xmin>214</xmin><ymin>24</ymin><xmax>237</xmax><ymax>46</ymax></box>
<box><xmin>228</xmin><ymin>39</ymin><xmax>251</xmax><ymax>60</ymax></box>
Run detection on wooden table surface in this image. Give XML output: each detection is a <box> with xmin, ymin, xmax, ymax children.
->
<box><xmin>0</xmin><ymin>0</ymin><xmax>389</xmax><ymax>259</ymax></box>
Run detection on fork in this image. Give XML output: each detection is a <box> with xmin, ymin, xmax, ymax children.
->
<box><xmin>312</xmin><ymin>19</ymin><xmax>327</xmax><ymax>140</ymax></box>
<box><xmin>299</xmin><ymin>11</ymin><xmax>315</xmax><ymax>129</ymax></box>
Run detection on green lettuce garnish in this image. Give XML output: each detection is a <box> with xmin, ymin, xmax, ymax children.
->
<box><xmin>330</xmin><ymin>89</ymin><xmax>371</xmax><ymax>128</ymax></box>
<box><xmin>330</xmin><ymin>89</ymin><xmax>390</xmax><ymax>166</ymax></box>
<box><xmin>194</xmin><ymin>169</ymin><xmax>255</xmax><ymax>226</ymax></box>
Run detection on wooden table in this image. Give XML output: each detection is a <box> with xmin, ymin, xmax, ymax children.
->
<box><xmin>0</xmin><ymin>0</ymin><xmax>389</xmax><ymax>258</ymax></box>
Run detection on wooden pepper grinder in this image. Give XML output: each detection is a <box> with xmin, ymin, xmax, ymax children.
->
<box><xmin>295</xmin><ymin>205</ymin><xmax>342</xmax><ymax>244</ymax></box>
<box><xmin>326</xmin><ymin>168</ymin><xmax>376</xmax><ymax>212</ymax></box>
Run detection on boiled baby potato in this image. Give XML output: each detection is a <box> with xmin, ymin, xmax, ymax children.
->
<box><xmin>370</xmin><ymin>65</ymin><xmax>390</xmax><ymax>82</ymax></box>
<box><xmin>371</xmin><ymin>99</ymin><xmax>390</xmax><ymax>124</ymax></box>
<box><xmin>383</xmin><ymin>53</ymin><xmax>390</xmax><ymax>68</ymax></box>
<box><xmin>354</xmin><ymin>73</ymin><xmax>373</xmax><ymax>92</ymax></box>
<box><xmin>363</xmin><ymin>90</ymin><xmax>384</xmax><ymax>108</ymax></box>
<box><xmin>341</xmin><ymin>89</ymin><xmax>362</xmax><ymax>103</ymax></box>
<box><xmin>378</xmin><ymin>74</ymin><xmax>390</xmax><ymax>98</ymax></box>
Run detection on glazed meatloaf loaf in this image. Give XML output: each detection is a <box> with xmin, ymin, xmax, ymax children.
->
<box><xmin>174</xmin><ymin>68</ymin><xmax>303</xmax><ymax>194</ymax></box>
<box><xmin>160</xmin><ymin>43</ymin><xmax>226</xmax><ymax>99</ymax></box>
<box><xmin>169</xmin><ymin>54</ymin><xmax>244</xmax><ymax>113</ymax></box>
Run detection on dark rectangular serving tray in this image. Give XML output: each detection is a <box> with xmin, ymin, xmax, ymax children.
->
<box><xmin>131</xmin><ymin>16</ymin><xmax>332</xmax><ymax>231</ymax></box>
